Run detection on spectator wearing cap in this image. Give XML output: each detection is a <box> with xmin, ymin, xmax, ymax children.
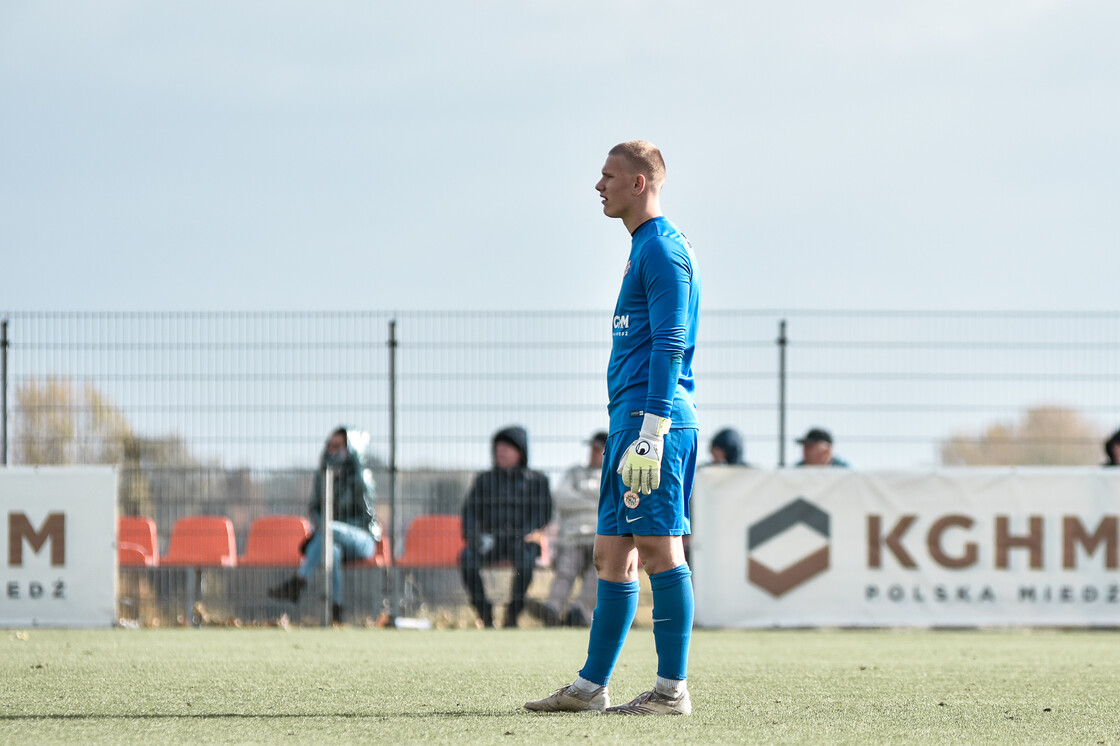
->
<box><xmin>526</xmin><ymin>430</ymin><xmax>606</xmax><ymax>628</ymax></box>
<box><xmin>460</xmin><ymin>425</ymin><xmax>553</xmax><ymax>628</ymax></box>
<box><xmin>1105</xmin><ymin>428</ymin><xmax>1120</xmax><ymax>467</ymax></box>
<box><xmin>795</xmin><ymin>427</ymin><xmax>850</xmax><ymax>467</ymax></box>
<box><xmin>708</xmin><ymin>427</ymin><xmax>748</xmax><ymax>466</ymax></box>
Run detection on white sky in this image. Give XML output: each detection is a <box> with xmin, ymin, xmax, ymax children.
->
<box><xmin>1</xmin><ymin>1</ymin><xmax>1117</xmax><ymax>313</ymax></box>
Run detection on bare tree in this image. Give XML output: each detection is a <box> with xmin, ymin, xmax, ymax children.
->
<box><xmin>14</xmin><ymin>377</ymin><xmax>133</xmax><ymax>465</ymax></box>
<box><xmin>12</xmin><ymin>378</ymin><xmax>208</xmax><ymax>515</ymax></box>
<box><xmin>940</xmin><ymin>405</ymin><xmax>1103</xmax><ymax>466</ymax></box>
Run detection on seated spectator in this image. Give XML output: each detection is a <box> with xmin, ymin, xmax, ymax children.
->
<box><xmin>268</xmin><ymin>426</ymin><xmax>381</xmax><ymax>624</ymax></box>
<box><xmin>526</xmin><ymin>430</ymin><xmax>605</xmax><ymax>628</ymax></box>
<box><xmin>707</xmin><ymin>427</ymin><xmax>748</xmax><ymax>466</ymax></box>
<box><xmin>1105</xmin><ymin>428</ymin><xmax>1120</xmax><ymax>467</ymax></box>
<box><xmin>795</xmin><ymin>427</ymin><xmax>850</xmax><ymax>467</ymax></box>
<box><xmin>460</xmin><ymin>425</ymin><xmax>553</xmax><ymax>628</ymax></box>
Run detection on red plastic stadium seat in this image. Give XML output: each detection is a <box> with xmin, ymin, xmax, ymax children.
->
<box><xmin>161</xmin><ymin>515</ymin><xmax>238</xmax><ymax>567</ymax></box>
<box><xmin>396</xmin><ymin>515</ymin><xmax>466</xmax><ymax>568</ymax></box>
<box><xmin>240</xmin><ymin>514</ymin><xmax>311</xmax><ymax>567</ymax></box>
<box><xmin>118</xmin><ymin>515</ymin><xmax>159</xmax><ymax>567</ymax></box>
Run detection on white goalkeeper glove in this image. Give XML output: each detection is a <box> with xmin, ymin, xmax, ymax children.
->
<box><xmin>617</xmin><ymin>413</ymin><xmax>672</xmax><ymax>495</ymax></box>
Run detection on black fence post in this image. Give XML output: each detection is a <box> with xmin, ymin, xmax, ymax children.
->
<box><xmin>388</xmin><ymin>318</ymin><xmax>399</xmax><ymax>621</ymax></box>
<box><xmin>777</xmin><ymin>318</ymin><xmax>787</xmax><ymax>468</ymax></box>
<box><xmin>1</xmin><ymin>319</ymin><xmax>8</xmax><ymax>466</ymax></box>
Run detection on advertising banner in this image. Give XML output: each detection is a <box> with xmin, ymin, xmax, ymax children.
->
<box><xmin>691</xmin><ymin>468</ymin><xmax>1120</xmax><ymax>628</ymax></box>
<box><xmin>1</xmin><ymin>467</ymin><xmax>117</xmax><ymax>627</ymax></box>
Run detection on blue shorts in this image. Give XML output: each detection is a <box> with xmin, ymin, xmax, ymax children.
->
<box><xmin>598</xmin><ymin>427</ymin><xmax>697</xmax><ymax>537</ymax></box>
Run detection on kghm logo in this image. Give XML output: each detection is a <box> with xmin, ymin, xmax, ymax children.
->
<box><xmin>613</xmin><ymin>314</ymin><xmax>629</xmax><ymax>330</ymax></box>
<box><xmin>748</xmin><ymin>498</ymin><xmax>830</xmax><ymax>597</ymax></box>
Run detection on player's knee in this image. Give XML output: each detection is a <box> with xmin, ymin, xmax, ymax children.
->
<box><xmin>593</xmin><ymin>549</ymin><xmax>638</xmax><ymax>582</ymax></box>
<box><xmin>633</xmin><ymin>537</ymin><xmax>686</xmax><ymax>575</ymax></box>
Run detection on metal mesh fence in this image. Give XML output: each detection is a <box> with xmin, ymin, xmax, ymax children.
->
<box><xmin>2</xmin><ymin>310</ymin><xmax>1118</xmax><ymax>626</ymax></box>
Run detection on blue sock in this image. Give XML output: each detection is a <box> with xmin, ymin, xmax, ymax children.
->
<box><xmin>578</xmin><ymin>579</ymin><xmax>639</xmax><ymax>687</ymax></box>
<box><xmin>649</xmin><ymin>564</ymin><xmax>693</xmax><ymax>681</ymax></box>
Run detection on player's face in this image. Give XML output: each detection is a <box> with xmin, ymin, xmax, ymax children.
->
<box><xmin>710</xmin><ymin>446</ymin><xmax>727</xmax><ymax>464</ymax></box>
<box><xmin>596</xmin><ymin>154</ymin><xmax>638</xmax><ymax>221</ymax></box>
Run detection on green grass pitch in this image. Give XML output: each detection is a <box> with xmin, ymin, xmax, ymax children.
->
<box><xmin>3</xmin><ymin>627</ymin><xmax>1119</xmax><ymax>744</ymax></box>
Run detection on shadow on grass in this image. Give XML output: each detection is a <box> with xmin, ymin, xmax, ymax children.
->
<box><xmin>0</xmin><ymin>711</ymin><xmax>517</xmax><ymax>720</ymax></box>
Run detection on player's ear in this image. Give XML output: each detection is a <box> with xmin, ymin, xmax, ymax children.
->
<box><xmin>632</xmin><ymin>173</ymin><xmax>647</xmax><ymax>194</ymax></box>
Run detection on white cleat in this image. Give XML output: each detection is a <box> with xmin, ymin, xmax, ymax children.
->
<box><xmin>524</xmin><ymin>684</ymin><xmax>609</xmax><ymax>713</ymax></box>
<box><xmin>604</xmin><ymin>688</ymin><xmax>691</xmax><ymax>715</ymax></box>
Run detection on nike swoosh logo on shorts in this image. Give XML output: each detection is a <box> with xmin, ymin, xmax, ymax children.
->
<box><xmin>625</xmin><ymin>515</ymin><xmax>643</xmax><ymax>523</ymax></box>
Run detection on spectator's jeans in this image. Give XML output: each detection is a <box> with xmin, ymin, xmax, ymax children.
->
<box><xmin>460</xmin><ymin>537</ymin><xmax>537</xmax><ymax>616</ymax></box>
<box><xmin>298</xmin><ymin>522</ymin><xmax>375</xmax><ymax>604</ymax></box>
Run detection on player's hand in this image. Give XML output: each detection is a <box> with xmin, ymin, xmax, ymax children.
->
<box><xmin>617</xmin><ymin>414</ymin><xmax>671</xmax><ymax>495</ymax></box>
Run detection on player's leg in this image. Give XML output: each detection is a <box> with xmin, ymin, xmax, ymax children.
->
<box><xmin>524</xmin><ymin>534</ymin><xmax>636</xmax><ymax>713</ymax></box>
<box><xmin>606</xmin><ymin>428</ymin><xmax>697</xmax><ymax>716</ymax></box>
<box><xmin>525</xmin><ymin>432</ymin><xmax>636</xmax><ymax>713</ymax></box>
<box><xmin>575</xmin><ymin>427</ymin><xmax>643</xmax><ymax>688</ymax></box>
<box><xmin>577</xmin><ymin>534</ymin><xmax>640</xmax><ymax>680</ymax></box>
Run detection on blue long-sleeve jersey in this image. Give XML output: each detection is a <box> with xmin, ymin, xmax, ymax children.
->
<box><xmin>607</xmin><ymin>216</ymin><xmax>700</xmax><ymax>434</ymax></box>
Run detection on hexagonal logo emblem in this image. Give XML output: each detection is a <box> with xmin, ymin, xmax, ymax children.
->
<box><xmin>747</xmin><ymin>497</ymin><xmax>830</xmax><ymax>597</ymax></box>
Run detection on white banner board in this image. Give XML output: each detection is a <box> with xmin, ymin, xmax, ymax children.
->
<box><xmin>692</xmin><ymin>468</ymin><xmax>1120</xmax><ymax>628</ymax></box>
<box><xmin>1</xmin><ymin>467</ymin><xmax>117</xmax><ymax>627</ymax></box>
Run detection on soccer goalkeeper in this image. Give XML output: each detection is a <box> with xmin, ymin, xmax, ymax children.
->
<box><xmin>525</xmin><ymin>140</ymin><xmax>700</xmax><ymax>716</ymax></box>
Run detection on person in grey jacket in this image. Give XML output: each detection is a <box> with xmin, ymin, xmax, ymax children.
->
<box><xmin>527</xmin><ymin>430</ymin><xmax>606</xmax><ymax>627</ymax></box>
<box><xmin>460</xmin><ymin>425</ymin><xmax>553</xmax><ymax>628</ymax></box>
<box><xmin>268</xmin><ymin>426</ymin><xmax>381</xmax><ymax>623</ymax></box>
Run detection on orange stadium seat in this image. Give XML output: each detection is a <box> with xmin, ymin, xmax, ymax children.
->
<box><xmin>118</xmin><ymin>515</ymin><xmax>159</xmax><ymax>567</ymax></box>
<box><xmin>240</xmin><ymin>514</ymin><xmax>311</xmax><ymax>567</ymax></box>
<box><xmin>161</xmin><ymin>515</ymin><xmax>238</xmax><ymax>567</ymax></box>
<box><xmin>396</xmin><ymin>515</ymin><xmax>466</xmax><ymax>568</ymax></box>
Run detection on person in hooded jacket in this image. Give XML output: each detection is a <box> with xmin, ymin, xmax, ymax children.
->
<box><xmin>1105</xmin><ymin>428</ymin><xmax>1120</xmax><ymax>467</ymax></box>
<box><xmin>268</xmin><ymin>426</ymin><xmax>382</xmax><ymax>624</ymax></box>
<box><xmin>707</xmin><ymin>428</ymin><xmax>747</xmax><ymax>466</ymax></box>
<box><xmin>460</xmin><ymin>425</ymin><xmax>553</xmax><ymax>628</ymax></box>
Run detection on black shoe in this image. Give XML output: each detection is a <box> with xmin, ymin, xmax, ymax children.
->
<box><xmin>562</xmin><ymin>607</ymin><xmax>590</xmax><ymax>627</ymax></box>
<box><xmin>267</xmin><ymin>576</ymin><xmax>306</xmax><ymax>603</ymax></box>
<box><xmin>523</xmin><ymin>598</ymin><xmax>562</xmax><ymax>627</ymax></box>
<box><xmin>477</xmin><ymin>602</ymin><xmax>494</xmax><ymax>628</ymax></box>
<box><xmin>331</xmin><ymin>603</ymin><xmax>342</xmax><ymax>624</ymax></box>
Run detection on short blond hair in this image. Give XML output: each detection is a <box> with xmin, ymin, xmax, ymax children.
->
<box><xmin>609</xmin><ymin>140</ymin><xmax>666</xmax><ymax>188</ymax></box>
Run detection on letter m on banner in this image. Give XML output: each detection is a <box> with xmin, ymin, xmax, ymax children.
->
<box><xmin>8</xmin><ymin>512</ymin><xmax>66</xmax><ymax>566</ymax></box>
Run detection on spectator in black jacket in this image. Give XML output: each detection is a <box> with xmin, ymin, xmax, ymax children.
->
<box><xmin>460</xmin><ymin>425</ymin><xmax>553</xmax><ymax>628</ymax></box>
